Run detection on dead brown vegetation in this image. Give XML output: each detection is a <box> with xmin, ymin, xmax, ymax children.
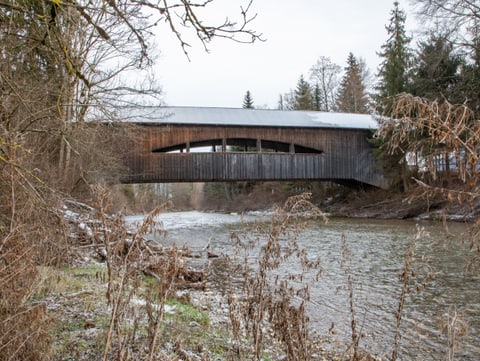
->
<box><xmin>377</xmin><ymin>93</ymin><xmax>480</xmax><ymax>264</ymax></box>
<box><xmin>223</xmin><ymin>193</ymin><xmax>326</xmax><ymax>360</ymax></box>
<box><xmin>0</xmin><ymin>1</ymin><xmax>257</xmax><ymax>359</ymax></box>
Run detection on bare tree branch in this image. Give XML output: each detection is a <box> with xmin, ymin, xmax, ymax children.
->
<box><xmin>412</xmin><ymin>0</ymin><xmax>480</xmax><ymax>52</ymax></box>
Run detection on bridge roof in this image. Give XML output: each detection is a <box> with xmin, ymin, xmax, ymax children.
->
<box><xmin>132</xmin><ymin>106</ymin><xmax>378</xmax><ymax>130</ymax></box>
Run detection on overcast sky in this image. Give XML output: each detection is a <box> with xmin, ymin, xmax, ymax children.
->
<box><xmin>153</xmin><ymin>1</ymin><xmax>417</xmax><ymax>109</ymax></box>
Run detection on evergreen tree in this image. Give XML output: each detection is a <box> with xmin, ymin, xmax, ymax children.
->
<box><xmin>336</xmin><ymin>53</ymin><xmax>369</xmax><ymax>114</ymax></box>
<box><xmin>411</xmin><ymin>1</ymin><xmax>480</xmax><ymax>113</ymax></box>
<box><xmin>409</xmin><ymin>33</ymin><xmax>465</xmax><ymax>181</ymax></box>
<box><xmin>293</xmin><ymin>75</ymin><xmax>314</xmax><ymax>110</ymax></box>
<box><xmin>376</xmin><ymin>1</ymin><xmax>412</xmax><ymax>110</ymax></box>
<box><xmin>313</xmin><ymin>83</ymin><xmax>322</xmax><ymax>111</ymax></box>
<box><xmin>457</xmin><ymin>38</ymin><xmax>480</xmax><ymax>114</ymax></box>
<box><xmin>410</xmin><ymin>32</ymin><xmax>463</xmax><ymax>102</ymax></box>
<box><xmin>374</xmin><ymin>2</ymin><xmax>413</xmax><ymax>190</ymax></box>
<box><xmin>242</xmin><ymin>90</ymin><xmax>254</xmax><ymax>108</ymax></box>
<box><xmin>277</xmin><ymin>94</ymin><xmax>285</xmax><ymax>110</ymax></box>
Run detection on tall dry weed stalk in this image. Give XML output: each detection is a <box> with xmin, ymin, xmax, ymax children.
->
<box><xmin>143</xmin><ymin>246</ymin><xmax>182</xmax><ymax>360</ymax></box>
<box><xmin>339</xmin><ymin>235</ymin><xmax>365</xmax><ymax>361</ymax></box>
<box><xmin>227</xmin><ymin>193</ymin><xmax>326</xmax><ymax>361</ymax></box>
<box><xmin>90</xmin><ymin>184</ymin><xmax>184</xmax><ymax>361</ymax></box>
<box><xmin>0</xmin><ymin>228</ymin><xmax>50</xmax><ymax>361</ymax></box>
<box><xmin>390</xmin><ymin>241</ymin><xmax>415</xmax><ymax>361</ymax></box>
<box><xmin>440</xmin><ymin>306</ymin><xmax>469</xmax><ymax>361</ymax></box>
<box><xmin>391</xmin><ymin>225</ymin><xmax>435</xmax><ymax>361</ymax></box>
<box><xmin>378</xmin><ymin>94</ymin><xmax>477</xmax><ymax>357</ymax></box>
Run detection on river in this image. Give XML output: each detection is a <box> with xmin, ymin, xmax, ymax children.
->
<box><xmin>125</xmin><ymin>211</ymin><xmax>480</xmax><ymax>360</ymax></box>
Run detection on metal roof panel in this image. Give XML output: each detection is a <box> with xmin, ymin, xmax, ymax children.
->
<box><xmin>128</xmin><ymin>106</ymin><xmax>378</xmax><ymax>130</ymax></box>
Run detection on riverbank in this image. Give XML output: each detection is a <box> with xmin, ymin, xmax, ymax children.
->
<box><xmin>44</xmin><ymin>199</ymin><xmax>354</xmax><ymax>361</ymax></box>
<box><xmin>41</xmin><ymin>197</ymin><xmax>480</xmax><ymax>360</ymax></box>
<box><xmin>326</xmin><ymin>188</ymin><xmax>480</xmax><ymax>221</ymax></box>
<box><xmin>43</xmin><ymin>256</ymin><xmax>347</xmax><ymax>361</ymax></box>
<box><xmin>198</xmin><ymin>184</ymin><xmax>479</xmax><ymax>222</ymax></box>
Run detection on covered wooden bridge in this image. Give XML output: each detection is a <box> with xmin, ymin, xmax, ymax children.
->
<box><xmin>121</xmin><ymin>106</ymin><xmax>385</xmax><ymax>188</ymax></box>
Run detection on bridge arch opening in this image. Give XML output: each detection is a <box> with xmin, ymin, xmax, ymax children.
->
<box><xmin>152</xmin><ymin>138</ymin><xmax>323</xmax><ymax>154</ymax></box>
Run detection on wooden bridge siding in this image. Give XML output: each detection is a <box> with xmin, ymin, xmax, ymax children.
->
<box><xmin>123</xmin><ymin>124</ymin><xmax>384</xmax><ymax>187</ymax></box>
<box><xmin>137</xmin><ymin>124</ymin><xmax>373</xmax><ymax>171</ymax></box>
<box><xmin>123</xmin><ymin>151</ymin><xmax>382</xmax><ymax>186</ymax></box>
<box><xmin>140</xmin><ymin>124</ymin><xmax>355</xmax><ymax>154</ymax></box>
<box><xmin>125</xmin><ymin>153</ymin><xmax>332</xmax><ymax>182</ymax></box>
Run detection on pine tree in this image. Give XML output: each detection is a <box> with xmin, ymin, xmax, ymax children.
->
<box><xmin>242</xmin><ymin>90</ymin><xmax>254</xmax><ymax>108</ymax></box>
<box><xmin>410</xmin><ymin>33</ymin><xmax>463</xmax><ymax>102</ymax></box>
<box><xmin>457</xmin><ymin>38</ymin><xmax>480</xmax><ymax>114</ymax></box>
<box><xmin>293</xmin><ymin>75</ymin><xmax>314</xmax><ymax>110</ymax></box>
<box><xmin>376</xmin><ymin>1</ymin><xmax>412</xmax><ymax>110</ymax></box>
<box><xmin>375</xmin><ymin>2</ymin><xmax>413</xmax><ymax>191</ymax></box>
<box><xmin>336</xmin><ymin>53</ymin><xmax>369</xmax><ymax>114</ymax></box>
<box><xmin>313</xmin><ymin>83</ymin><xmax>322</xmax><ymax>111</ymax></box>
<box><xmin>277</xmin><ymin>94</ymin><xmax>285</xmax><ymax>110</ymax></box>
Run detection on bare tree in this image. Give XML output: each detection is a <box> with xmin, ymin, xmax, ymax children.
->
<box><xmin>412</xmin><ymin>0</ymin><xmax>480</xmax><ymax>51</ymax></box>
<box><xmin>0</xmin><ymin>2</ymin><xmax>262</xmax><ymax>359</ymax></box>
<box><xmin>0</xmin><ymin>2</ymin><xmax>262</xmax><ymax>358</ymax></box>
<box><xmin>278</xmin><ymin>90</ymin><xmax>296</xmax><ymax>110</ymax></box>
<box><xmin>0</xmin><ymin>0</ymin><xmax>262</xmax><ymax>119</ymax></box>
<box><xmin>1</xmin><ymin>0</ymin><xmax>262</xmax><ymax>188</ymax></box>
<box><xmin>309</xmin><ymin>56</ymin><xmax>341</xmax><ymax>112</ymax></box>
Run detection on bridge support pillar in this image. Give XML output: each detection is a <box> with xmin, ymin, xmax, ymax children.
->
<box><xmin>289</xmin><ymin>143</ymin><xmax>295</xmax><ymax>154</ymax></box>
<box><xmin>256</xmin><ymin>139</ymin><xmax>262</xmax><ymax>152</ymax></box>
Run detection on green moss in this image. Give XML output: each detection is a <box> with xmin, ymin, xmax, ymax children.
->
<box><xmin>139</xmin><ymin>273</ymin><xmax>158</xmax><ymax>288</ymax></box>
<box><xmin>38</xmin><ymin>263</ymin><xmax>247</xmax><ymax>359</ymax></box>
<box><xmin>60</xmin><ymin>264</ymin><xmax>105</xmax><ymax>279</ymax></box>
<box><xmin>167</xmin><ymin>298</ymin><xmax>210</xmax><ymax>327</ymax></box>
<box><xmin>122</xmin><ymin>184</ymin><xmax>135</xmax><ymax>204</ymax></box>
<box><xmin>29</xmin><ymin>264</ymin><xmax>106</xmax><ymax>301</ymax></box>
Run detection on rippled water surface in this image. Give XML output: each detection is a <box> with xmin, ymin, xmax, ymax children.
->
<box><xmin>125</xmin><ymin>211</ymin><xmax>480</xmax><ymax>360</ymax></box>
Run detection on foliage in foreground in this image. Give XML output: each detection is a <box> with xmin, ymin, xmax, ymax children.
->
<box><xmin>0</xmin><ymin>1</ymin><xmax>260</xmax><ymax>359</ymax></box>
<box><xmin>377</xmin><ymin>94</ymin><xmax>480</xmax><ymax>267</ymax></box>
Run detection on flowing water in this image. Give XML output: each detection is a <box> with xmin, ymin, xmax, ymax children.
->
<box><xmin>125</xmin><ymin>211</ymin><xmax>480</xmax><ymax>360</ymax></box>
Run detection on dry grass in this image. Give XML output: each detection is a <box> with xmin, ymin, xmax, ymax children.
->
<box><xmin>223</xmin><ymin>193</ymin><xmax>327</xmax><ymax>361</ymax></box>
<box><xmin>0</xmin><ymin>132</ymin><xmax>67</xmax><ymax>361</ymax></box>
<box><xmin>0</xmin><ymin>230</ymin><xmax>50</xmax><ymax>361</ymax></box>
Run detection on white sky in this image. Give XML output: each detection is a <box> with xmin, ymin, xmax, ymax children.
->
<box><xmin>153</xmin><ymin>1</ymin><xmax>417</xmax><ymax>109</ymax></box>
